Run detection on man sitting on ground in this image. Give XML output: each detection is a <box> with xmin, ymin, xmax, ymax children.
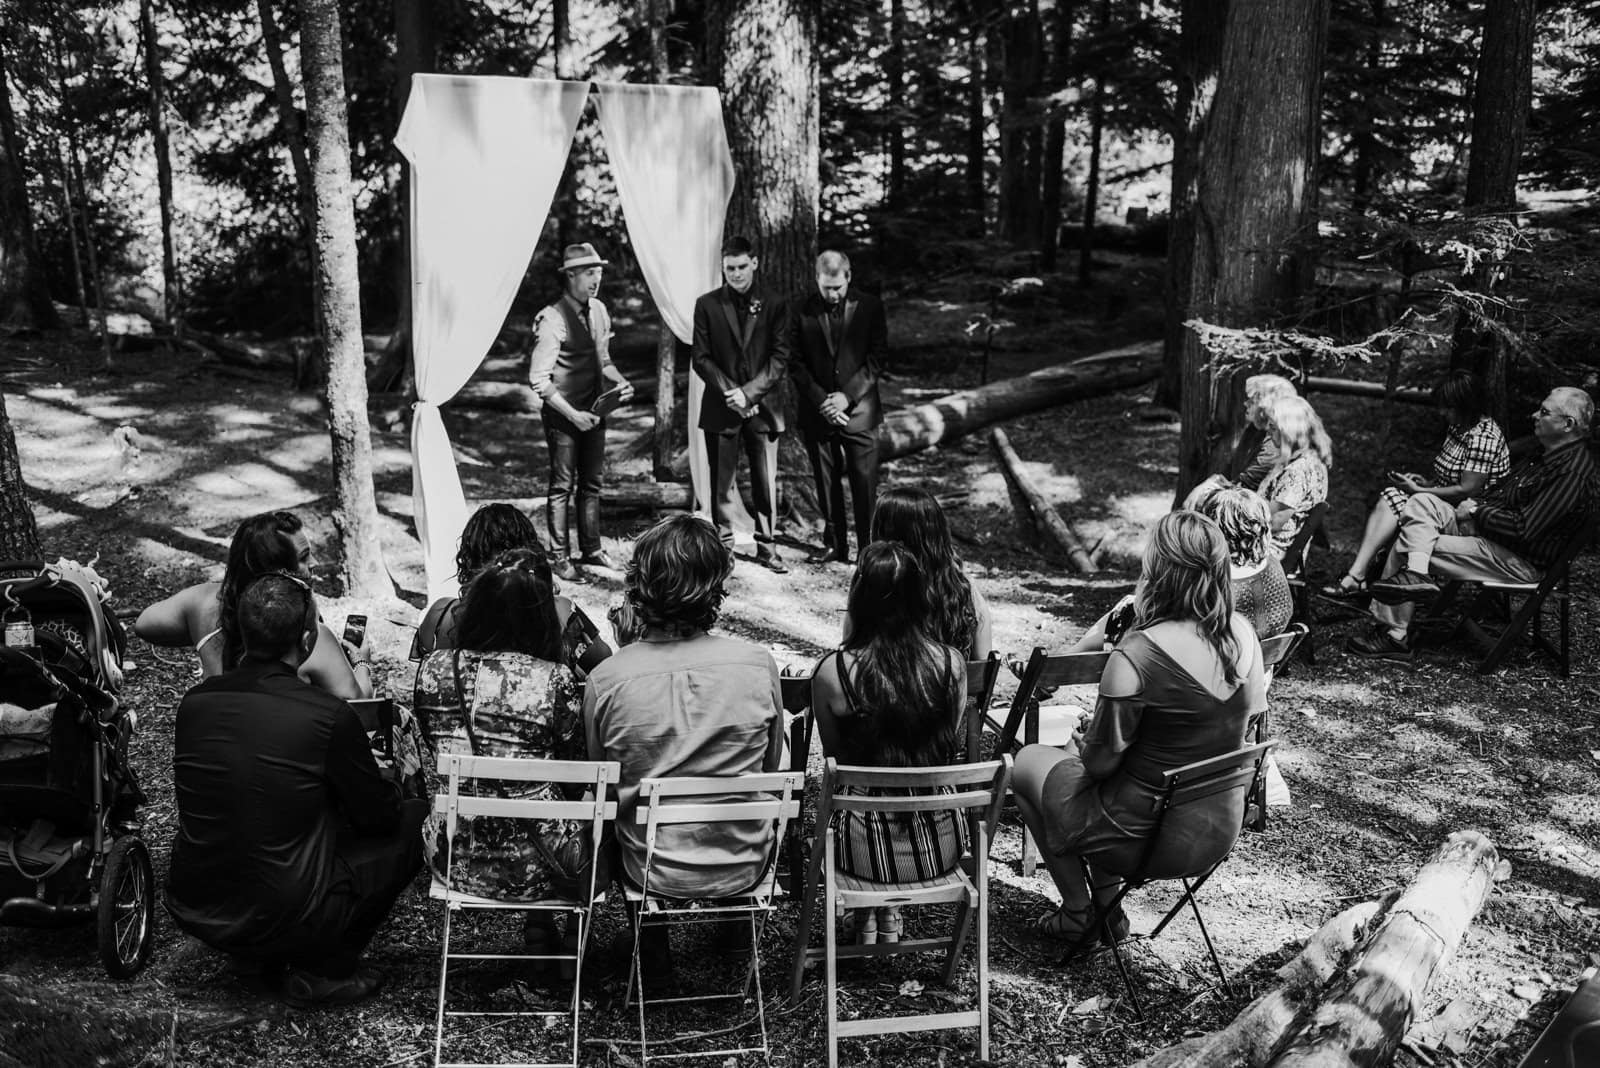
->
<box><xmin>167</xmin><ymin>572</ymin><xmax>426</xmax><ymax>1006</ymax></box>
<box><xmin>1348</xmin><ymin>386</ymin><xmax>1598</xmax><ymax>661</ymax></box>
<box><xmin>583</xmin><ymin>515</ymin><xmax>785</xmax><ymax>980</ymax></box>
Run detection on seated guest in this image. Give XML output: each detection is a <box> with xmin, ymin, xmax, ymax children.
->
<box><xmin>1258</xmin><ymin>396</ymin><xmax>1332</xmax><ymax>559</ymax></box>
<box><xmin>583</xmin><ymin>515</ymin><xmax>784</xmax><ymax>973</ymax></box>
<box><xmin>1230</xmin><ymin>374</ymin><xmax>1298</xmax><ymax>490</ymax></box>
<box><xmin>136</xmin><ymin>511</ymin><xmax>371</xmax><ymax>699</ymax></box>
<box><xmin>1011</xmin><ymin>512</ymin><xmax>1265</xmax><ymax>941</ymax></box>
<box><xmin>1349</xmin><ymin>386</ymin><xmax>1598</xmax><ymax>661</ymax></box>
<box><xmin>411</xmin><ymin>503</ymin><xmax>611</xmax><ymax>676</ymax></box>
<box><xmin>813</xmin><ymin>541</ymin><xmax>966</xmax><ymax>944</ymax></box>
<box><xmin>166</xmin><ymin>573</ymin><xmax>424</xmax><ymax>1007</ymax></box>
<box><xmin>863</xmin><ymin>486</ymin><xmax>992</xmax><ymax>658</ymax></box>
<box><xmin>1326</xmin><ymin>370</ymin><xmax>1511</xmax><ymax>597</ymax></box>
<box><xmin>414</xmin><ymin>549</ymin><xmax>599</xmax><ymax>962</ymax></box>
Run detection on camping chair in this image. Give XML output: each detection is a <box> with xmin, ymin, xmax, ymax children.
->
<box><xmin>1245</xmin><ymin>624</ymin><xmax>1308</xmax><ymax>832</ymax></box>
<box><xmin>1280</xmin><ymin>502</ymin><xmax>1329</xmax><ymax>664</ymax></box>
<box><xmin>787</xmin><ymin>757</ymin><xmax>1013</xmax><ymax>1068</ymax></box>
<box><xmin>431</xmin><ymin>753</ymin><xmax>619</xmax><ymax>1068</ymax></box>
<box><xmin>1066</xmin><ymin>740</ymin><xmax>1275</xmax><ymax>1018</ymax></box>
<box><xmin>1428</xmin><ymin>512</ymin><xmax>1595</xmax><ymax>678</ymax></box>
<box><xmin>625</xmin><ymin>771</ymin><xmax>804</xmax><ymax>1066</ymax></box>
<box><xmin>991</xmin><ymin>647</ymin><xmax>1113</xmax><ymax>876</ymax></box>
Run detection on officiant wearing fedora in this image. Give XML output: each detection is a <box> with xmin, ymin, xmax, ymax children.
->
<box><xmin>528</xmin><ymin>241</ymin><xmax>634</xmax><ymax>581</ymax></box>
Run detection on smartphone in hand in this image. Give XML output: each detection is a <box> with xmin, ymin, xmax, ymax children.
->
<box><xmin>342</xmin><ymin>613</ymin><xmax>368</xmax><ymax>649</ymax></box>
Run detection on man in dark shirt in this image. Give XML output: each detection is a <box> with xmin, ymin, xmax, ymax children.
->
<box><xmin>167</xmin><ymin>573</ymin><xmax>425</xmax><ymax>1006</ymax></box>
<box><xmin>1349</xmin><ymin>386</ymin><xmax>1597</xmax><ymax>660</ymax></box>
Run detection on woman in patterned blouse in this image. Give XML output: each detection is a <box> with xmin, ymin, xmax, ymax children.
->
<box><xmin>1258</xmin><ymin>396</ymin><xmax>1333</xmax><ymax>559</ymax></box>
<box><xmin>1325</xmin><ymin>370</ymin><xmax>1511</xmax><ymax>596</ymax></box>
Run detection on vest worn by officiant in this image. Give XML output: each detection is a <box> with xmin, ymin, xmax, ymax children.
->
<box><xmin>538</xmin><ymin>297</ymin><xmax>603</xmax><ymax>411</ymax></box>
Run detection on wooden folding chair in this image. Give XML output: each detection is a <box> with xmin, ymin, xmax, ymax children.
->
<box><xmin>780</xmin><ymin>674</ymin><xmax>814</xmax><ymax>894</ymax></box>
<box><xmin>430</xmin><ymin>753</ymin><xmax>619</xmax><ymax>1068</ymax></box>
<box><xmin>962</xmin><ymin>652</ymin><xmax>1002</xmax><ymax>762</ymax></box>
<box><xmin>1428</xmin><ymin>512</ymin><xmax>1595</xmax><ymax>677</ymax></box>
<box><xmin>1279</xmin><ymin>501</ymin><xmax>1329</xmax><ymax>664</ymax></box>
<box><xmin>625</xmin><ymin>771</ymin><xmax>804</xmax><ymax>1066</ymax></box>
<box><xmin>787</xmin><ymin>757</ymin><xmax>1013</xmax><ymax>1068</ymax></box>
<box><xmin>1067</xmin><ymin>740</ymin><xmax>1275</xmax><ymax>1018</ymax></box>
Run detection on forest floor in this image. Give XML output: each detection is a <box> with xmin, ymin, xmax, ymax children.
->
<box><xmin>3</xmin><ymin>247</ymin><xmax>1599</xmax><ymax>1068</ymax></box>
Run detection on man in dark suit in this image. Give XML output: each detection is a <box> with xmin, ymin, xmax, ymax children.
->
<box><xmin>691</xmin><ymin>236</ymin><xmax>791</xmax><ymax>573</ymax></box>
<box><xmin>789</xmin><ymin>250</ymin><xmax>886</xmax><ymax>565</ymax></box>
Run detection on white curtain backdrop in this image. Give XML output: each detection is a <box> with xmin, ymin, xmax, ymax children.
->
<box><xmin>592</xmin><ymin>83</ymin><xmax>735</xmax><ymax>520</ymax></box>
<box><xmin>396</xmin><ymin>74</ymin><xmax>589</xmax><ymax>602</ymax></box>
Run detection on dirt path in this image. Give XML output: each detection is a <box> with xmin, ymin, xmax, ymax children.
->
<box><xmin>3</xmin><ymin>300</ymin><xmax>1596</xmax><ymax>1066</ymax></box>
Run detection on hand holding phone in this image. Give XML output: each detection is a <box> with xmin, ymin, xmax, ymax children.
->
<box><xmin>342</xmin><ymin>614</ymin><xmax>368</xmax><ymax>648</ymax></box>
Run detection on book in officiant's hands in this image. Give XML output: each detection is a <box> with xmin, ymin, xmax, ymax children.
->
<box><xmin>590</xmin><ymin>383</ymin><xmax>631</xmax><ymax>417</ymax></box>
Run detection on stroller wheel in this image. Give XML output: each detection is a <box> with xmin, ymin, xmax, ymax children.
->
<box><xmin>97</xmin><ymin>836</ymin><xmax>155</xmax><ymax>979</ymax></box>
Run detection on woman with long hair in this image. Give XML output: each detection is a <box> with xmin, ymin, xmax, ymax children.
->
<box><xmin>1324</xmin><ymin>370</ymin><xmax>1511</xmax><ymax>596</ymax></box>
<box><xmin>867</xmin><ymin>486</ymin><xmax>992</xmax><ymax>658</ymax></box>
<box><xmin>135</xmin><ymin>510</ymin><xmax>369</xmax><ymax>698</ymax></box>
<box><xmin>412</xmin><ymin>547</ymin><xmax>597</xmax><ymax>964</ymax></box>
<box><xmin>812</xmin><ymin>541</ymin><xmax>967</xmax><ymax>944</ymax></box>
<box><xmin>411</xmin><ymin>503</ymin><xmax>611</xmax><ymax>675</ymax></box>
<box><xmin>1258</xmin><ymin>395</ymin><xmax>1332</xmax><ymax>558</ymax></box>
<box><xmin>1012</xmin><ymin>512</ymin><xmax>1265</xmax><ymax>942</ymax></box>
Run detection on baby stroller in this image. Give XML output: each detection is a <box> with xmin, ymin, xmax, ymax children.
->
<box><xmin>0</xmin><ymin>557</ymin><xmax>154</xmax><ymax>978</ymax></box>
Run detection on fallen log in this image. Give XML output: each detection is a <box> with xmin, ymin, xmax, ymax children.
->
<box><xmin>879</xmin><ymin>339</ymin><xmax>1162</xmax><ymax>459</ymax></box>
<box><xmin>1269</xmin><ymin>830</ymin><xmax>1499</xmax><ymax>1067</ymax></box>
<box><xmin>1303</xmin><ymin>376</ymin><xmax>1431</xmax><ymax>406</ymax></box>
<box><xmin>1134</xmin><ymin>897</ymin><xmax>1395</xmax><ymax>1068</ymax></box>
<box><xmin>990</xmin><ymin>426</ymin><xmax>1097</xmax><ymax>573</ymax></box>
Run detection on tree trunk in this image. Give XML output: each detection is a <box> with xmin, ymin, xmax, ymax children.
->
<box><xmin>1038</xmin><ymin>0</ymin><xmax>1074</xmax><ymax>273</ymax></box>
<box><xmin>1175</xmin><ymin>0</ymin><xmax>1330</xmax><ymax>502</ymax></box>
<box><xmin>382</xmin><ymin>0</ymin><xmax>435</xmax><ymax>395</ymax></box>
<box><xmin>884</xmin><ymin>0</ymin><xmax>907</xmax><ymax>210</ymax></box>
<box><xmin>1155</xmin><ymin>0</ymin><xmax>1228</xmax><ymax>409</ymax></box>
<box><xmin>0</xmin><ymin>35</ymin><xmax>58</xmax><ymax>329</ymax></box>
<box><xmin>258</xmin><ymin>0</ymin><xmax>325</xmax><ymax>385</ymax></box>
<box><xmin>991</xmin><ymin>426</ymin><xmax>1097</xmax><ymax>572</ymax></box>
<box><xmin>1349</xmin><ymin>0</ymin><xmax>1385</xmax><ymax>213</ymax></box>
<box><xmin>139</xmin><ymin>0</ymin><xmax>180</xmax><ymax>332</ymax></box>
<box><xmin>52</xmin><ymin>30</ymin><xmax>110</xmax><ymax>367</ymax></box>
<box><xmin>1272</xmin><ymin>831</ymin><xmax>1499</xmax><ymax>1067</ymax></box>
<box><xmin>297</xmin><ymin>0</ymin><xmax>390</xmax><ymax>598</ymax></box>
<box><xmin>0</xmin><ymin>388</ymin><xmax>39</xmax><ymax>561</ymax></box>
<box><xmin>997</xmin><ymin>1</ymin><xmax>1044</xmax><ymax>243</ymax></box>
<box><xmin>1463</xmin><ymin>0</ymin><xmax>1534</xmax><ymax>211</ymax></box>
<box><xmin>649</xmin><ymin>0</ymin><xmax>678</xmax><ymax>483</ymax></box>
<box><xmin>964</xmin><ymin>2</ymin><xmax>987</xmax><ymax>226</ymax></box>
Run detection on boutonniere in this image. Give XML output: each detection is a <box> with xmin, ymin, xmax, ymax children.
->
<box><xmin>749</xmin><ymin>299</ymin><xmax>763</xmax><ymax>316</ymax></box>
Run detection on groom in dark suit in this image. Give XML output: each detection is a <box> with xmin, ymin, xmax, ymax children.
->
<box><xmin>789</xmin><ymin>250</ymin><xmax>886</xmax><ymax>565</ymax></box>
<box><xmin>691</xmin><ymin>236</ymin><xmax>791</xmax><ymax>573</ymax></box>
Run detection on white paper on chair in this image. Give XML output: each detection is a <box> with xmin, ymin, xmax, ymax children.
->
<box><xmin>1037</xmin><ymin>704</ymin><xmax>1088</xmax><ymax>747</ymax></box>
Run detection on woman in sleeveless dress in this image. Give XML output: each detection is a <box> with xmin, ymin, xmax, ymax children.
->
<box><xmin>1013</xmin><ymin>511</ymin><xmax>1266</xmax><ymax>942</ymax></box>
<box><xmin>811</xmin><ymin>541</ymin><xmax>966</xmax><ymax>944</ymax></box>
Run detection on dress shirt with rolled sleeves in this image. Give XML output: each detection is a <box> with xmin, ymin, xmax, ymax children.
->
<box><xmin>528</xmin><ymin>295</ymin><xmax>616</xmax><ymax>402</ymax></box>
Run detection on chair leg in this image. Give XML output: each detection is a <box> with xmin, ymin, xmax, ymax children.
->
<box><xmin>747</xmin><ymin>910</ymin><xmax>770</xmax><ymax>1059</ymax></box>
<box><xmin>943</xmin><ymin>894</ymin><xmax>975</xmax><ymax>987</ymax></box>
<box><xmin>434</xmin><ymin>904</ymin><xmax>453</xmax><ymax>1067</ymax></box>
<box><xmin>977</xmin><ymin>834</ymin><xmax>990</xmax><ymax>1061</ymax></box>
<box><xmin>824</xmin><ymin>851</ymin><xmax>840</xmax><ymax>1068</ymax></box>
<box><xmin>789</xmin><ymin>833</ymin><xmax>826</xmax><ymax>1004</ymax></box>
<box><xmin>1182</xmin><ymin>877</ymin><xmax>1232</xmax><ymax>997</ymax></box>
<box><xmin>1480</xmin><ymin>587</ymin><xmax>1550</xmax><ymax>675</ymax></box>
<box><xmin>1560</xmin><ymin>589</ymin><xmax>1571</xmax><ymax>677</ymax></box>
<box><xmin>632</xmin><ymin>906</ymin><xmax>650</xmax><ymax>1068</ymax></box>
<box><xmin>1149</xmin><ymin>865</ymin><xmax>1218</xmax><ymax>940</ymax></box>
<box><xmin>567</xmin><ymin>909</ymin><xmax>587</xmax><ymax>1068</ymax></box>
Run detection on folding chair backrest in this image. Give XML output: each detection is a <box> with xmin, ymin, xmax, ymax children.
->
<box><xmin>1281</xmin><ymin>501</ymin><xmax>1328</xmax><ymax>578</ymax></box>
<box><xmin>780</xmin><ymin>674</ymin><xmax>813</xmax><ymax>714</ymax></box>
<box><xmin>1125</xmin><ymin>741</ymin><xmax>1273</xmax><ymax>881</ymax></box>
<box><xmin>820</xmin><ymin>758</ymin><xmax>1013</xmax><ymax>844</ymax></box>
<box><xmin>996</xmin><ymin>647</ymin><xmax>1112</xmax><ymax>752</ymax></box>
<box><xmin>1259</xmin><ymin>624</ymin><xmax>1308</xmax><ymax>676</ymax></box>
<box><xmin>634</xmin><ymin>772</ymin><xmax>806</xmax><ymax>898</ymax></box>
<box><xmin>434</xmin><ymin>752</ymin><xmax>620</xmax><ymax>824</ymax></box>
<box><xmin>963</xmin><ymin>653</ymin><xmax>1001</xmax><ymax>761</ymax></box>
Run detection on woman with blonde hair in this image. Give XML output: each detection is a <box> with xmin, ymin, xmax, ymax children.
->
<box><xmin>1233</xmin><ymin>374</ymin><xmax>1299</xmax><ymax>489</ymax></box>
<box><xmin>1258</xmin><ymin>395</ymin><xmax>1331</xmax><ymax>558</ymax></box>
<box><xmin>1011</xmin><ymin>511</ymin><xmax>1266</xmax><ymax>942</ymax></box>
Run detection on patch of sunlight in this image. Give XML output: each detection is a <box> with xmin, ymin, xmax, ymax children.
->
<box><xmin>188</xmin><ymin>464</ymin><xmax>312</xmax><ymax>501</ymax></box>
<box><xmin>1545</xmin><ymin>793</ymin><xmax>1600</xmax><ymax>828</ymax></box>
<box><xmin>1294</xmin><ymin>679</ymin><xmax>1382</xmax><ymax>706</ymax></box>
<box><xmin>1505</xmin><ymin>821</ymin><xmax>1600</xmax><ymax>882</ymax></box>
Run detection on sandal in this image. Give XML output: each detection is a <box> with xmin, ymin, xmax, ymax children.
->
<box><xmin>1319</xmin><ymin>573</ymin><xmax>1367</xmax><ymax>599</ymax></box>
<box><xmin>1034</xmin><ymin>905</ymin><xmax>1096</xmax><ymax>941</ymax></box>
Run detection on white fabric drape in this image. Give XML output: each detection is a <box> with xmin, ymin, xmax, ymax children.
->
<box><xmin>592</xmin><ymin>83</ymin><xmax>736</xmax><ymax>517</ymax></box>
<box><xmin>396</xmin><ymin>75</ymin><xmax>589</xmax><ymax>602</ymax></box>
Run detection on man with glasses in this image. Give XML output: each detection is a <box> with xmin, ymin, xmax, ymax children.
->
<box><xmin>1349</xmin><ymin>386</ymin><xmax>1598</xmax><ymax>660</ymax></box>
<box><xmin>528</xmin><ymin>242</ymin><xmax>634</xmax><ymax>581</ymax></box>
<box><xmin>166</xmin><ymin>572</ymin><xmax>425</xmax><ymax>1006</ymax></box>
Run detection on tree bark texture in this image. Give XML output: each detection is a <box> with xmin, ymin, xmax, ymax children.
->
<box><xmin>1156</xmin><ymin>0</ymin><xmax>1228</xmax><ymax>408</ymax></box>
<box><xmin>1271</xmin><ymin>831</ymin><xmax>1499</xmax><ymax>1067</ymax></box>
<box><xmin>139</xmin><ymin>0</ymin><xmax>180</xmax><ymax>330</ymax></box>
<box><xmin>383</xmin><ymin>0</ymin><xmax>436</xmax><ymax>391</ymax></box>
<box><xmin>296</xmin><ymin>0</ymin><xmax>390</xmax><ymax>598</ymax></box>
<box><xmin>1463</xmin><ymin>0</ymin><xmax>1534</xmax><ymax>211</ymax></box>
<box><xmin>1078</xmin><ymin>0</ymin><xmax>1107</xmax><ymax>288</ymax></box>
<box><xmin>52</xmin><ymin>29</ymin><xmax>110</xmax><ymax>366</ymax></box>
<box><xmin>1038</xmin><ymin>0</ymin><xmax>1074</xmax><ymax>272</ymax></box>
<box><xmin>0</xmin><ymin>36</ymin><xmax>58</xmax><ymax>329</ymax></box>
<box><xmin>997</xmin><ymin>1</ymin><xmax>1044</xmax><ymax>243</ymax></box>
<box><xmin>1175</xmin><ymin>0</ymin><xmax>1330</xmax><ymax>502</ymax></box>
<box><xmin>964</xmin><ymin>2</ymin><xmax>987</xmax><ymax>225</ymax></box>
<box><xmin>258</xmin><ymin>0</ymin><xmax>325</xmax><ymax>384</ymax></box>
<box><xmin>0</xmin><ymin>388</ymin><xmax>40</xmax><ymax>561</ymax></box>
<box><xmin>884</xmin><ymin>0</ymin><xmax>907</xmax><ymax>210</ymax></box>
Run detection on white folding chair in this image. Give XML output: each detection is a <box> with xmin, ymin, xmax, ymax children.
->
<box><xmin>431</xmin><ymin>752</ymin><xmax>618</xmax><ymax>1068</ymax></box>
<box><xmin>624</xmin><ymin>771</ymin><xmax>805</xmax><ymax>1066</ymax></box>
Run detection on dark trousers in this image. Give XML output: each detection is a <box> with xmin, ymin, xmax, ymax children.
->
<box><xmin>543</xmin><ymin>409</ymin><xmax>606</xmax><ymax>558</ymax></box>
<box><xmin>805</xmin><ymin>426</ymin><xmax>879</xmax><ymax>557</ymax></box>
<box><xmin>704</xmin><ymin>424</ymin><xmax>779</xmax><ymax>546</ymax></box>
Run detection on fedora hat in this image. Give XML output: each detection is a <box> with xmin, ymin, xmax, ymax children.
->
<box><xmin>561</xmin><ymin>242</ymin><xmax>609</xmax><ymax>271</ymax></box>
